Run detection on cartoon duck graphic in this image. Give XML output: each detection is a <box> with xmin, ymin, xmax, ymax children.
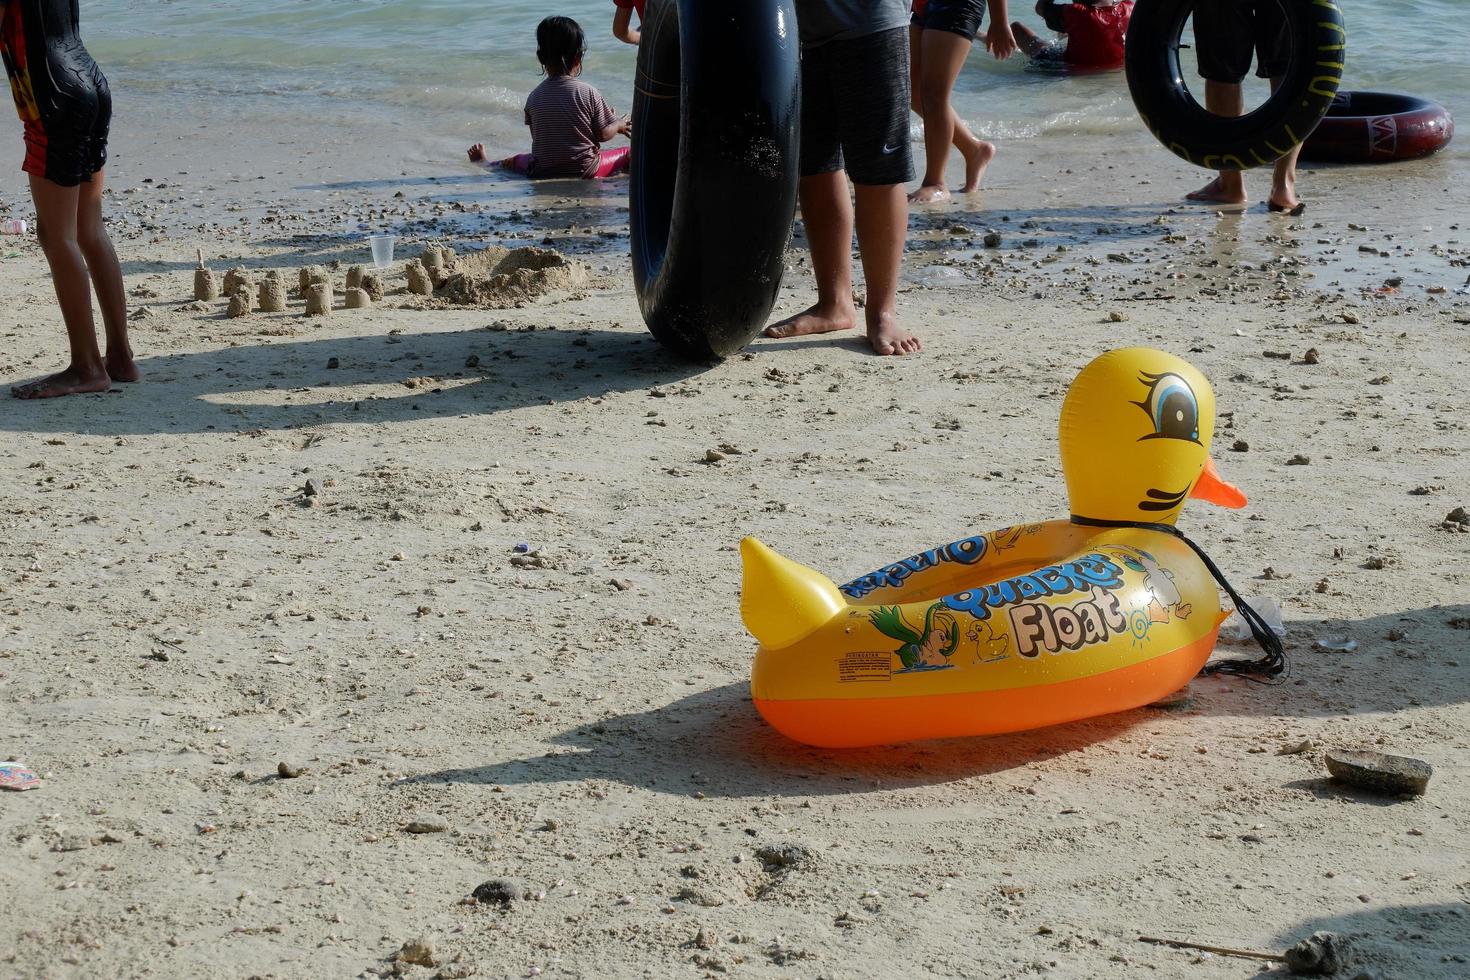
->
<box><xmin>738</xmin><ymin>348</ymin><xmax>1251</xmax><ymax>748</ymax></box>
<box><xmin>869</xmin><ymin>603</ymin><xmax>959</xmax><ymax>671</ymax></box>
<box><xmin>1111</xmin><ymin>548</ymin><xmax>1192</xmax><ymax>623</ymax></box>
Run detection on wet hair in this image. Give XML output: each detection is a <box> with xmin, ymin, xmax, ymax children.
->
<box><xmin>536</xmin><ymin>16</ymin><xmax>586</xmax><ymax>77</ymax></box>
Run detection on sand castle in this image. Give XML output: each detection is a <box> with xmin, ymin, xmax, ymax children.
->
<box><xmin>258</xmin><ymin>277</ymin><xmax>287</xmax><ymax>312</ymax></box>
<box><xmin>222</xmin><ymin>267</ymin><xmax>254</xmax><ymax>298</ymax></box>
<box><xmin>193</xmin><ymin>250</ymin><xmax>219</xmax><ymax>301</ymax></box>
<box><xmin>406</xmin><ymin>260</ymin><xmax>434</xmax><ymax>296</ymax></box>
<box><xmin>305</xmin><ymin>282</ymin><xmax>333</xmax><ymax>316</ymax></box>
<box><xmin>227</xmin><ymin>283</ymin><xmax>255</xmax><ymax>318</ymax></box>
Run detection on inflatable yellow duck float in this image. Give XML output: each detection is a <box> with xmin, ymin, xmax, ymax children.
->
<box><xmin>740</xmin><ymin>348</ymin><xmax>1264</xmax><ymax>748</ymax></box>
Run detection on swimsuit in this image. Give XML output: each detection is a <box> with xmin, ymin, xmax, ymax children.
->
<box><xmin>1193</xmin><ymin>0</ymin><xmax>1290</xmax><ymax>84</ymax></box>
<box><xmin>910</xmin><ymin>0</ymin><xmax>986</xmax><ymax>43</ymax></box>
<box><xmin>0</xmin><ymin>0</ymin><xmax>111</xmax><ymax>186</ymax></box>
<box><xmin>799</xmin><ymin>26</ymin><xmax>915</xmax><ymax>187</ymax></box>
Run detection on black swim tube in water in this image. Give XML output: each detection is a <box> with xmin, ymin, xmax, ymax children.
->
<box><xmin>630</xmin><ymin>0</ymin><xmax>801</xmax><ymax>361</ymax></box>
<box><xmin>1125</xmin><ymin>0</ymin><xmax>1346</xmax><ymax>171</ymax></box>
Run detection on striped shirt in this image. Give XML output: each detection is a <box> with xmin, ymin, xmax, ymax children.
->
<box><xmin>523</xmin><ymin>75</ymin><xmax>618</xmax><ymax>179</ymax></box>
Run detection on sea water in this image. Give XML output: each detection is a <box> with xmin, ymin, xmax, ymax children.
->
<box><xmin>82</xmin><ymin>0</ymin><xmax>1469</xmax><ymax>167</ymax></box>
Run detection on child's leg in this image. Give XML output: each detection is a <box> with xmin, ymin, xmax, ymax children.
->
<box><xmin>12</xmin><ymin>174</ymin><xmax>112</xmax><ymax>399</ymax></box>
<box><xmin>76</xmin><ymin>169</ymin><xmax>137</xmax><ymax>382</ymax></box>
<box><xmin>908</xmin><ymin>25</ymin><xmax>926</xmax><ymax>116</ymax></box>
<box><xmin>1011</xmin><ymin>21</ymin><xmax>1046</xmax><ymax>57</ymax></box>
<box><xmin>593</xmin><ymin>147</ymin><xmax>631</xmax><ymax>178</ymax></box>
<box><xmin>915</xmin><ymin>23</ymin><xmax>992</xmax><ymax>194</ymax></box>
<box><xmin>764</xmin><ymin>171</ymin><xmax>858</xmax><ymax>339</ymax></box>
<box><xmin>913</xmin><ymin>28</ymin><xmax>974</xmax><ymax>203</ymax></box>
<box><xmin>765</xmin><ymin>40</ymin><xmax>858</xmax><ymax>340</ymax></box>
<box><xmin>854</xmin><ymin>182</ymin><xmax>920</xmax><ymax>354</ymax></box>
<box><xmin>500</xmin><ymin>153</ymin><xmax>535</xmax><ymax>174</ymax></box>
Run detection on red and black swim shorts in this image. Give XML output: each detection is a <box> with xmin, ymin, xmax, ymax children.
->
<box><xmin>2</xmin><ymin>1</ymin><xmax>112</xmax><ymax>186</ymax></box>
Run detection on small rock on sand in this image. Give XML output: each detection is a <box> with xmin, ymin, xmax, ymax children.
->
<box><xmin>472</xmin><ymin>878</ymin><xmax>525</xmax><ymax>906</ymax></box>
<box><xmin>404</xmin><ymin>815</ymin><xmax>449</xmax><ymax>834</ymax></box>
<box><xmin>396</xmin><ymin>936</ymin><xmax>439</xmax><ymax>968</ymax></box>
<box><xmin>1284</xmin><ymin>930</ymin><xmax>1349</xmax><ymax>975</ymax></box>
<box><xmin>277</xmin><ymin>761</ymin><xmax>305</xmax><ymax>779</ymax></box>
<box><xmin>1325</xmin><ymin>749</ymin><xmax>1432</xmax><ymax>796</ymax></box>
<box><xmin>755</xmin><ymin>843</ymin><xmax>813</xmax><ymax>872</ymax></box>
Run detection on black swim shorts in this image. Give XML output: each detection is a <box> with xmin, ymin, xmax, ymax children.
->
<box><xmin>800</xmin><ymin>26</ymin><xmax>916</xmax><ymax>186</ymax></box>
<box><xmin>1193</xmin><ymin>0</ymin><xmax>1290</xmax><ymax>83</ymax></box>
<box><xmin>911</xmin><ymin>0</ymin><xmax>986</xmax><ymax>42</ymax></box>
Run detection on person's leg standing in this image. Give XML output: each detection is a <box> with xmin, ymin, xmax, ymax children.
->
<box><xmin>73</xmin><ymin>68</ymin><xmax>136</xmax><ymax>383</ymax></box>
<box><xmin>765</xmin><ymin>39</ymin><xmax>860</xmax><ymax>340</ymax></box>
<box><xmin>77</xmin><ymin>169</ymin><xmax>136</xmax><ymax>383</ymax></box>
<box><xmin>911</xmin><ymin>0</ymin><xmax>989</xmax><ymax>202</ymax></box>
<box><xmin>1254</xmin><ymin>1</ymin><xmax>1303</xmax><ymax>212</ymax></box>
<box><xmin>14</xmin><ymin>174</ymin><xmax>112</xmax><ymax>399</ymax></box>
<box><xmin>839</xmin><ymin>27</ymin><xmax>921</xmax><ymax>354</ymax></box>
<box><xmin>1185</xmin><ymin>0</ymin><xmax>1251</xmax><ymax>205</ymax></box>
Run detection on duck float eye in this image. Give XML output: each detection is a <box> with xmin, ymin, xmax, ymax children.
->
<box><xmin>1136</xmin><ymin>372</ymin><xmax>1200</xmax><ymax>444</ymax></box>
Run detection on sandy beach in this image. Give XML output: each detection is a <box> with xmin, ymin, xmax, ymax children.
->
<box><xmin>3</xmin><ymin>28</ymin><xmax>1470</xmax><ymax>976</ymax></box>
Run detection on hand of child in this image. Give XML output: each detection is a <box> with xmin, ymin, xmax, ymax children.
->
<box><xmin>985</xmin><ymin>23</ymin><xmax>1018</xmax><ymax>60</ymax></box>
<box><xmin>617</xmin><ymin>116</ymin><xmax>633</xmax><ymax>138</ymax></box>
<box><xmin>467</xmin><ymin>143</ymin><xmax>486</xmax><ymax>163</ymax></box>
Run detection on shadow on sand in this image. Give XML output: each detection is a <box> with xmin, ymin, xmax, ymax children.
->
<box><xmin>403</xmin><ymin>603</ymin><xmax>1470</xmax><ymax>801</ymax></box>
<box><xmin>1</xmin><ymin>326</ymin><xmax>708</xmax><ymax>438</ymax></box>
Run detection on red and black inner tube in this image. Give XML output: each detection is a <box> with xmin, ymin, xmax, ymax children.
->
<box><xmin>1302</xmin><ymin>91</ymin><xmax>1454</xmax><ymax>164</ymax></box>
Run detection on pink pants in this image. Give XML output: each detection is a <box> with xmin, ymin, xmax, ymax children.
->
<box><xmin>500</xmin><ymin>147</ymin><xmax>631</xmax><ymax>179</ymax></box>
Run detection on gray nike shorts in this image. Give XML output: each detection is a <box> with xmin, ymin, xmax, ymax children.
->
<box><xmin>799</xmin><ymin>27</ymin><xmax>915</xmax><ymax>187</ymax></box>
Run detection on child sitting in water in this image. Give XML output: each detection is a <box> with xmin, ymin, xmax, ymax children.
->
<box><xmin>612</xmin><ymin>0</ymin><xmax>642</xmax><ymax>45</ymax></box>
<box><xmin>1011</xmin><ymin>0</ymin><xmax>1132</xmax><ymax>72</ymax></box>
<box><xmin>467</xmin><ymin>16</ymin><xmax>632</xmax><ymax>179</ymax></box>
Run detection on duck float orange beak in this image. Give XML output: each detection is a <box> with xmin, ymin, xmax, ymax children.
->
<box><xmin>739</xmin><ymin>347</ymin><xmax>1277</xmax><ymax>749</ymax></box>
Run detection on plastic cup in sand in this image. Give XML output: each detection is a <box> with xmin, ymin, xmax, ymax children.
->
<box><xmin>368</xmin><ymin>234</ymin><xmax>395</xmax><ymax>269</ymax></box>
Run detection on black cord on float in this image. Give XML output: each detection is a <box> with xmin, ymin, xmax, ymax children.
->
<box><xmin>1071</xmin><ymin>516</ymin><xmax>1289</xmax><ymax>683</ymax></box>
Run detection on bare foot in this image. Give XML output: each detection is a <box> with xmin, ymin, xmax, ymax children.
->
<box><xmin>11</xmin><ymin>365</ymin><xmax>112</xmax><ymax>399</ymax></box>
<box><xmin>107</xmin><ymin>349</ymin><xmax>140</xmax><ymax>383</ymax></box>
<box><xmin>908</xmin><ymin>183</ymin><xmax>951</xmax><ymax>205</ymax></box>
<box><xmin>763</xmin><ymin>303</ymin><xmax>856</xmax><ymax>340</ymax></box>
<box><xmin>867</xmin><ymin>311</ymin><xmax>921</xmax><ymax>356</ymax></box>
<box><xmin>1267</xmin><ymin>181</ymin><xmax>1301</xmax><ymax>214</ymax></box>
<box><xmin>958</xmin><ymin>139</ymin><xmax>996</xmax><ymax>193</ymax></box>
<box><xmin>1185</xmin><ymin>176</ymin><xmax>1247</xmax><ymax>205</ymax></box>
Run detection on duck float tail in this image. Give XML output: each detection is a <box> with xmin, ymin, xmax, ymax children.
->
<box><xmin>740</xmin><ymin>538</ymin><xmax>845</xmax><ymax>650</ymax></box>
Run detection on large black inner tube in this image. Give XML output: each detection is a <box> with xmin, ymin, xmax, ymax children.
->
<box><xmin>630</xmin><ymin>0</ymin><xmax>801</xmax><ymax>361</ymax></box>
<box><xmin>1125</xmin><ymin>0</ymin><xmax>1346</xmax><ymax>171</ymax></box>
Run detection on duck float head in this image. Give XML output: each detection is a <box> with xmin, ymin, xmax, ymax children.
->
<box><xmin>739</xmin><ymin>347</ymin><xmax>1280</xmax><ymax>748</ymax></box>
<box><xmin>1060</xmin><ymin>347</ymin><xmax>1245</xmax><ymax>526</ymax></box>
